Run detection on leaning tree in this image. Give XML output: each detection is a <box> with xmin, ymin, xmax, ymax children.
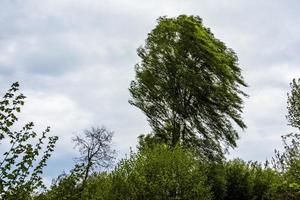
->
<box><xmin>129</xmin><ymin>15</ymin><xmax>247</xmax><ymax>159</ymax></box>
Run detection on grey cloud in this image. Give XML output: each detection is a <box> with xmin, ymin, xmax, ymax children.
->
<box><xmin>20</xmin><ymin>44</ymin><xmax>83</xmax><ymax>76</ymax></box>
<box><xmin>2</xmin><ymin>0</ymin><xmax>300</xmax><ymax>179</ymax></box>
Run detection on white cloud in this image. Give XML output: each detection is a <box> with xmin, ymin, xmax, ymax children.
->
<box><xmin>18</xmin><ymin>91</ymin><xmax>93</xmax><ymax>153</ymax></box>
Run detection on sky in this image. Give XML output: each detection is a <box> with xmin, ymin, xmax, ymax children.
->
<box><xmin>1</xmin><ymin>0</ymin><xmax>300</xmax><ymax>184</ymax></box>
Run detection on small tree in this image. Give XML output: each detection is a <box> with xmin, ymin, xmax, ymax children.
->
<box><xmin>287</xmin><ymin>78</ymin><xmax>300</xmax><ymax>129</ymax></box>
<box><xmin>73</xmin><ymin>127</ymin><xmax>115</xmax><ymax>186</ymax></box>
<box><xmin>271</xmin><ymin>78</ymin><xmax>300</xmax><ymax>199</ymax></box>
<box><xmin>273</xmin><ymin>78</ymin><xmax>300</xmax><ymax>173</ymax></box>
<box><xmin>129</xmin><ymin>15</ymin><xmax>247</xmax><ymax>160</ymax></box>
<box><xmin>0</xmin><ymin>82</ymin><xmax>58</xmax><ymax>199</ymax></box>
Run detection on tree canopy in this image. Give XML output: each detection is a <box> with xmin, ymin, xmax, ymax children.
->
<box><xmin>129</xmin><ymin>15</ymin><xmax>247</xmax><ymax>159</ymax></box>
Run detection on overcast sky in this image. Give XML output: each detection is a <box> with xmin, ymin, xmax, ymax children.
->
<box><xmin>1</xmin><ymin>0</ymin><xmax>300</xmax><ymax>184</ymax></box>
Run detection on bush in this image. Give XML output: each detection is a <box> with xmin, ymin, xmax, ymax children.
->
<box><xmin>223</xmin><ymin>159</ymin><xmax>280</xmax><ymax>200</ymax></box>
<box><xmin>110</xmin><ymin>145</ymin><xmax>212</xmax><ymax>200</ymax></box>
<box><xmin>81</xmin><ymin>172</ymin><xmax>112</xmax><ymax>200</ymax></box>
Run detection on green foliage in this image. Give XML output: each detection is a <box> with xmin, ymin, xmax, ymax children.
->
<box><xmin>38</xmin><ymin>151</ymin><xmax>285</xmax><ymax>200</ymax></box>
<box><xmin>287</xmin><ymin>78</ymin><xmax>300</xmax><ymax>129</ymax></box>
<box><xmin>109</xmin><ymin>145</ymin><xmax>212</xmax><ymax>200</ymax></box>
<box><xmin>205</xmin><ymin>159</ymin><xmax>281</xmax><ymax>200</ymax></box>
<box><xmin>137</xmin><ymin>133</ymin><xmax>166</xmax><ymax>151</ymax></box>
<box><xmin>37</xmin><ymin>145</ymin><xmax>213</xmax><ymax>200</ymax></box>
<box><xmin>81</xmin><ymin>172</ymin><xmax>112</xmax><ymax>200</ymax></box>
<box><xmin>224</xmin><ymin>159</ymin><xmax>253</xmax><ymax>199</ymax></box>
<box><xmin>0</xmin><ymin>82</ymin><xmax>58</xmax><ymax>199</ymax></box>
<box><xmin>206</xmin><ymin>163</ymin><xmax>227</xmax><ymax>200</ymax></box>
<box><xmin>282</xmin><ymin>79</ymin><xmax>300</xmax><ymax>182</ymax></box>
<box><xmin>223</xmin><ymin>159</ymin><xmax>280</xmax><ymax>200</ymax></box>
<box><xmin>270</xmin><ymin>79</ymin><xmax>300</xmax><ymax>199</ymax></box>
<box><xmin>273</xmin><ymin>133</ymin><xmax>300</xmax><ymax>174</ymax></box>
<box><xmin>272</xmin><ymin>133</ymin><xmax>300</xmax><ymax>199</ymax></box>
<box><xmin>35</xmin><ymin>164</ymin><xmax>85</xmax><ymax>200</ymax></box>
<box><xmin>129</xmin><ymin>15</ymin><xmax>248</xmax><ymax>160</ymax></box>
<box><xmin>275</xmin><ymin>180</ymin><xmax>300</xmax><ymax>200</ymax></box>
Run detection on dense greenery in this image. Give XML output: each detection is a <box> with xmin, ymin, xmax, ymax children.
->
<box><xmin>2</xmin><ymin>15</ymin><xmax>300</xmax><ymax>199</ymax></box>
<box><xmin>32</xmin><ymin>143</ymin><xmax>299</xmax><ymax>200</ymax></box>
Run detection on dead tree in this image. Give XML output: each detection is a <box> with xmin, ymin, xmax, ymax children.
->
<box><xmin>73</xmin><ymin>126</ymin><xmax>115</xmax><ymax>187</ymax></box>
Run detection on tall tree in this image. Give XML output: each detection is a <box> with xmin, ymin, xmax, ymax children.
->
<box><xmin>129</xmin><ymin>15</ymin><xmax>247</xmax><ymax>159</ymax></box>
<box><xmin>0</xmin><ymin>82</ymin><xmax>58</xmax><ymax>199</ymax></box>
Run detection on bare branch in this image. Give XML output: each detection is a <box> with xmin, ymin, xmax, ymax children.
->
<box><xmin>72</xmin><ymin>126</ymin><xmax>115</xmax><ymax>185</ymax></box>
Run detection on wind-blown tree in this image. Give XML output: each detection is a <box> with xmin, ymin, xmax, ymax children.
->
<box><xmin>129</xmin><ymin>15</ymin><xmax>247</xmax><ymax>159</ymax></box>
<box><xmin>0</xmin><ymin>82</ymin><xmax>58</xmax><ymax>199</ymax></box>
